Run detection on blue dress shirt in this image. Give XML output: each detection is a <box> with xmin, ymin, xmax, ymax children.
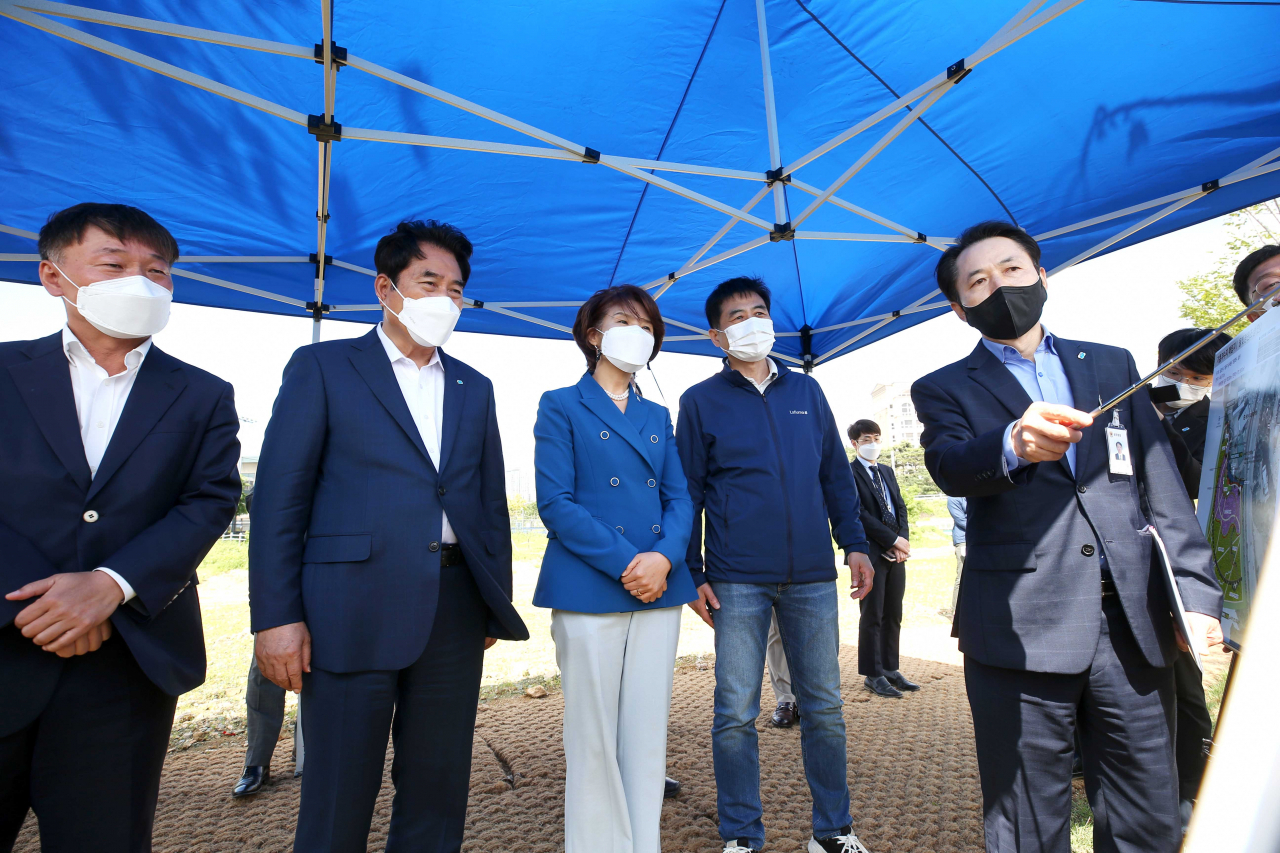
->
<box><xmin>982</xmin><ymin>329</ymin><xmax>1077</xmax><ymax>477</ymax></box>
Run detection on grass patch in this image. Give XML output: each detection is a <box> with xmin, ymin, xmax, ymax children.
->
<box><xmin>196</xmin><ymin>539</ymin><xmax>249</xmax><ymax>579</ymax></box>
<box><xmin>1070</xmin><ymin>781</ymin><xmax>1094</xmax><ymax>852</ymax></box>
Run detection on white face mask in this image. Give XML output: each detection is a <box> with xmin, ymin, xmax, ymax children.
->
<box><xmin>716</xmin><ymin>316</ymin><xmax>775</xmax><ymax>362</ymax></box>
<box><xmin>1154</xmin><ymin>374</ymin><xmax>1211</xmax><ymax>409</ymax></box>
<box><xmin>54</xmin><ymin>263</ymin><xmax>172</xmax><ymax>339</ymax></box>
<box><xmin>857</xmin><ymin>442</ymin><xmax>881</xmax><ymax>462</ymax></box>
<box><xmin>597</xmin><ymin>325</ymin><xmax>654</xmax><ymax>374</ymax></box>
<box><xmin>381</xmin><ymin>284</ymin><xmax>461</xmax><ymax>348</ymax></box>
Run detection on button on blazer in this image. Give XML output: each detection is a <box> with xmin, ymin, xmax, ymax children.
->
<box><xmin>533</xmin><ymin>374</ymin><xmax>695</xmax><ymax>613</ymax></box>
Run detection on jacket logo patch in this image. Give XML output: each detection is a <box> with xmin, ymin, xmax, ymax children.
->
<box><xmin>790</xmin><ymin>410</ymin><xmax>808</xmax><ymax>415</ymax></box>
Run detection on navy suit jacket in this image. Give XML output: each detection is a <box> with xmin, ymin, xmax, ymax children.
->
<box><xmin>850</xmin><ymin>460</ymin><xmax>909</xmax><ymax>556</ymax></box>
<box><xmin>0</xmin><ymin>332</ymin><xmax>241</xmax><ymax>736</ymax></box>
<box><xmin>532</xmin><ymin>375</ymin><xmax>695</xmax><ymax>613</ymax></box>
<box><xmin>911</xmin><ymin>338</ymin><xmax>1221</xmax><ymax>674</ymax></box>
<box><xmin>249</xmin><ymin>329</ymin><xmax>528</xmax><ymax>674</ymax></box>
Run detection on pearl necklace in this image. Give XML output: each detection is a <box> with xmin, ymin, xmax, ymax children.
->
<box><xmin>605</xmin><ymin>386</ymin><xmax>630</xmax><ymax>401</ymax></box>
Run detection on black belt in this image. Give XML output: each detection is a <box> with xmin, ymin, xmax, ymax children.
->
<box><xmin>1100</xmin><ymin>577</ymin><xmax>1118</xmax><ymax>597</ymax></box>
<box><xmin>440</xmin><ymin>543</ymin><xmax>466</xmax><ymax>567</ymax></box>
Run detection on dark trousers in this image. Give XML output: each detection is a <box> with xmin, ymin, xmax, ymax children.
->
<box><xmin>964</xmin><ymin>595</ymin><xmax>1179</xmax><ymax>853</ymax></box>
<box><xmin>858</xmin><ymin>554</ymin><xmax>904</xmax><ymax>678</ymax></box>
<box><xmin>0</xmin><ymin>633</ymin><xmax>177</xmax><ymax>853</ymax></box>
<box><xmin>1173</xmin><ymin>650</ymin><xmax>1212</xmax><ymax>802</ymax></box>
<box><xmin>294</xmin><ymin>564</ymin><xmax>488</xmax><ymax>853</ymax></box>
<box><xmin>245</xmin><ymin>654</ymin><xmax>303</xmax><ymax>769</ymax></box>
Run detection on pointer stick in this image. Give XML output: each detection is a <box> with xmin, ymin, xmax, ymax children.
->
<box><xmin>1088</xmin><ymin>290</ymin><xmax>1272</xmax><ymax>418</ymax></box>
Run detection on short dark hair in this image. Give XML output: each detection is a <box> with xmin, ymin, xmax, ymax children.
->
<box><xmin>1233</xmin><ymin>245</ymin><xmax>1280</xmax><ymax>306</ymax></box>
<box><xmin>374</xmin><ymin>219</ymin><xmax>473</xmax><ymax>286</ymax></box>
<box><xmin>572</xmin><ymin>284</ymin><xmax>665</xmax><ymax>372</ymax></box>
<box><xmin>847</xmin><ymin>419</ymin><xmax>882</xmax><ymax>441</ymax></box>
<box><xmin>1158</xmin><ymin>328</ymin><xmax>1231</xmax><ymax>376</ymax></box>
<box><xmin>38</xmin><ymin>202</ymin><xmax>179</xmax><ymax>265</ymax></box>
<box><xmin>935</xmin><ymin>220</ymin><xmax>1042</xmax><ymax>303</ymax></box>
<box><xmin>705</xmin><ymin>275</ymin><xmax>771</xmax><ymax>329</ymax></box>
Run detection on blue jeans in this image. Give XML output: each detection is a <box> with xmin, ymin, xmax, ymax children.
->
<box><xmin>710</xmin><ymin>580</ymin><xmax>851</xmax><ymax>849</ymax></box>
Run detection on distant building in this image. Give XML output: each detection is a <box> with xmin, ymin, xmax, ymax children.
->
<box><xmin>869</xmin><ymin>383</ymin><xmax>924</xmax><ymax>448</ymax></box>
<box><xmin>239</xmin><ymin>455</ymin><xmax>258</xmax><ymax>485</ymax></box>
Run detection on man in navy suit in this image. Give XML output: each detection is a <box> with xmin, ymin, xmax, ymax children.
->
<box><xmin>911</xmin><ymin>221</ymin><xmax>1223</xmax><ymax>852</ymax></box>
<box><xmin>249</xmin><ymin>220</ymin><xmax>528</xmax><ymax>853</ymax></box>
<box><xmin>1</xmin><ymin>203</ymin><xmax>242</xmax><ymax>852</ymax></box>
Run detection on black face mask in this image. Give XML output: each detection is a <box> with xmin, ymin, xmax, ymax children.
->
<box><xmin>961</xmin><ymin>277</ymin><xmax>1047</xmax><ymax>340</ymax></box>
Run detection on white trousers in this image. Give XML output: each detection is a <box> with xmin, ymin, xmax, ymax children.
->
<box><xmin>766</xmin><ymin>610</ymin><xmax>795</xmax><ymax>704</ymax></box>
<box><xmin>552</xmin><ymin>606</ymin><xmax>683</xmax><ymax>853</ymax></box>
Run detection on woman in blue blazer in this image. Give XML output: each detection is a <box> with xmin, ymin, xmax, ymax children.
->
<box><xmin>533</xmin><ymin>284</ymin><xmax>695</xmax><ymax>853</ymax></box>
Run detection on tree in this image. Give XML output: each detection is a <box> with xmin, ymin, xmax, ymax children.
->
<box><xmin>1176</xmin><ymin>200</ymin><xmax>1280</xmax><ymax>336</ymax></box>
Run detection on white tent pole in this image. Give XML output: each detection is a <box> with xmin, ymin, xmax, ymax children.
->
<box><xmin>650</xmin><ymin>184</ymin><xmax>774</xmax><ymax>298</ymax></box>
<box><xmin>1048</xmin><ymin>193</ymin><xmax>1204</xmax><ymax>275</ymax></box>
<box><xmin>480</xmin><ymin>305</ymin><xmax>573</xmax><ymax>335</ymax></box>
<box><xmin>779</xmin><ymin>0</ymin><xmax>1082</xmax><ymax>180</ymax></box>
<box><xmin>755</xmin><ymin>0</ymin><xmax>786</xmax><ymax>225</ymax></box>
<box><xmin>647</xmin><ymin>233</ymin><xmax>773</xmax><ymax>299</ymax></box>
<box><xmin>813</xmin><ymin>291</ymin><xmax>946</xmax><ymax>364</ymax></box>
<box><xmin>172</xmin><ymin>268</ymin><xmax>309</xmax><ymax>307</ymax></box>
<box><xmin>12</xmin><ymin>0</ymin><xmax>314</xmax><ymax>58</ymax></box>
<box><xmin>600</xmin><ymin>161</ymin><xmax>773</xmax><ymax>231</ymax></box>
<box><xmin>791</xmin><ymin>84</ymin><xmax>950</xmax><ymax>229</ymax></box>
<box><xmin>811</xmin><ymin>299</ymin><xmax>952</xmax><ymax>334</ymax></box>
<box><xmin>794</xmin><ymin>231</ymin><xmax>937</xmax><ymax>243</ymax></box>
<box><xmin>789</xmin><ymin>178</ymin><xmax>951</xmax><ymax>249</ymax></box>
<box><xmin>0</xmin><ymin>224</ymin><xmax>39</xmax><ymax>239</ymax></box>
<box><xmin>0</xmin><ymin>4</ymin><xmax>308</xmax><ymax>126</ymax></box>
<box><xmin>178</xmin><ymin>256</ymin><xmax>312</xmax><ymax>263</ymax></box>
<box><xmin>0</xmin><ymin>253</ymin><xmax>40</xmax><ymax>261</ymax></box>
<box><xmin>310</xmin><ymin>0</ymin><xmax>336</xmax><ymax>344</ymax></box>
<box><xmin>1035</xmin><ymin>154</ymin><xmax>1280</xmax><ymax>242</ymax></box>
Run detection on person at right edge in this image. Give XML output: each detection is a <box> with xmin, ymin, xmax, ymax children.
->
<box><xmin>911</xmin><ymin>221</ymin><xmax>1223</xmax><ymax>853</ymax></box>
<box><xmin>677</xmin><ymin>276</ymin><xmax>876</xmax><ymax>853</ymax></box>
<box><xmin>1149</xmin><ymin>327</ymin><xmax>1229</xmax><ymax>832</ymax></box>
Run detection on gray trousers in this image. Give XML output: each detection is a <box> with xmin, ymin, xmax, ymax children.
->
<box><xmin>244</xmin><ymin>654</ymin><xmax>304</xmax><ymax>770</ymax></box>
<box><xmin>952</xmin><ymin>544</ymin><xmax>966</xmax><ymax>612</ymax></box>
<box><xmin>765</xmin><ymin>611</ymin><xmax>794</xmax><ymax>705</ymax></box>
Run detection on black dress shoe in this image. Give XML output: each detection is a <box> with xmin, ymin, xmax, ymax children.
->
<box><xmin>771</xmin><ymin>701</ymin><xmax>800</xmax><ymax>728</ymax></box>
<box><xmin>864</xmin><ymin>676</ymin><xmax>903</xmax><ymax>698</ymax></box>
<box><xmin>664</xmin><ymin>776</ymin><xmax>680</xmax><ymax>799</ymax></box>
<box><xmin>884</xmin><ymin>670</ymin><xmax>920</xmax><ymax>691</ymax></box>
<box><xmin>232</xmin><ymin>766</ymin><xmax>269</xmax><ymax>798</ymax></box>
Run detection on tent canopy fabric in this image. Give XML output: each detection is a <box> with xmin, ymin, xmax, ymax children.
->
<box><xmin>2</xmin><ymin>0</ymin><xmax>1279</xmax><ymax>367</ymax></box>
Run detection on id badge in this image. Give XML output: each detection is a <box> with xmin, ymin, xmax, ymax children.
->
<box><xmin>1105</xmin><ymin>410</ymin><xmax>1133</xmax><ymax>476</ymax></box>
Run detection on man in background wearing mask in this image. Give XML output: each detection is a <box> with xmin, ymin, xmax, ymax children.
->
<box><xmin>911</xmin><ymin>221</ymin><xmax>1223</xmax><ymax>853</ymax></box>
<box><xmin>249</xmin><ymin>220</ymin><xmax>528</xmax><ymax>853</ymax></box>
<box><xmin>1150</xmin><ymin>327</ymin><xmax>1229</xmax><ymax>829</ymax></box>
<box><xmin>847</xmin><ymin>419</ymin><xmax>917</xmax><ymax>699</ymax></box>
<box><xmin>1</xmin><ymin>203</ymin><xmax>241</xmax><ymax>851</ymax></box>
<box><xmin>676</xmin><ymin>276</ymin><xmax>876</xmax><ymax>853</ymax></box>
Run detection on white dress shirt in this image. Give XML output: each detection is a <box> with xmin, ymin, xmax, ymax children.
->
<box><xmin>743</xmin><ymin>356</ymin><xmax>779</xmax><ymax>394</ymax></box>
<box><xmin>377</xmin><ymin>323</ymin><xmax>456</xmax><ymax>544</ymax></box>
<box><xmin>63</xmin><ymin>326</ymin><xmax>151</xmax><ymax>603</ymax></box>
<box><xmin>857</xmin><ymin>455</ymin><xmax>896</xmax><ymax>522</ymax></box>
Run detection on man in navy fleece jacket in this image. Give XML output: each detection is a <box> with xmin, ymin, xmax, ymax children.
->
<box><xmin>676</xmin><ymin>276</ymin><xmax>875</xmax><ymax>853</ymax></box>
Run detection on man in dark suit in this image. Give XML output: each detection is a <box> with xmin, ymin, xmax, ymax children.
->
<box><xmin>1</xmin><ymin>203</ymin><xmax>241</xmax><ymax>852</ymax></box>
<box><xmin>249</xmin><ymin>219</ymin><xmax>528</xmax><ymax>853</ymax></box>
<box><xmin>911</xmin><ymin>221</ymin><xmax>1223</xmax><ymax>853</ymax></box>
<box><xmin>1151</xmin><ymin>327</ymin><xmax>1229</xmax><ymax>826</ymax></box>
<box><xmin>847</xmin><ymin>419</ymin><xmax>918</xmax><ymax>698</ymax></box>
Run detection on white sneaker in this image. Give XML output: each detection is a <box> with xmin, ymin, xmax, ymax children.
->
<box><xmin>808</xmin><ymin>827</ymin><xmax>871</xmax><ymax>853</ymax></box>
<box><xmin>723</xmin><ymin>841</ymin><xmax>758</xmax><ymax>853</ymax></box>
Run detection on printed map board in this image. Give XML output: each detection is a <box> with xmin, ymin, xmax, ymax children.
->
<box><xmin>1196</xmin><ymin>306</ymin><xmax>1280</xmax><ymax>650</ymax></box>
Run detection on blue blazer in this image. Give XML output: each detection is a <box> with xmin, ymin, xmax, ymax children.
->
<box><xmin>0</xmin><ymin>333</ymin><xmax>241</xmax><ymax>736</ymax></box>
<box><xmin>912</xmin><ymin>338</ymin><xmax>1221</xmax><ymax>674</ymax></box>
<box><xmin>249</xmin><ymin>329</ymin><xmax>528</xmax><ymax>674</ymax></box>
<box><xmin>533</xmin><ymin>374</ymin><xmax>695</xmax><ymax>613</ymax></box>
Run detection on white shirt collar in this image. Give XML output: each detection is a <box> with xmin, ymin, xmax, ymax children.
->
<box><xmin>856</xmin><ymin>455</ymin><xmax>878</xmax><ymax>470</ymax></box>
<box><xmin>377</xmin><ymin>323</ymin><xmax>441</xmax><ymax>370</ymax></box>
<box><xmin>743</xmin><ymin>356</ymin><xmax>779</xmax><ymax>391</ymax></box>
<box><xmin>62</xmin><ymin>325</ymin><xmax>152</xmax><ymax>372</ymax></box>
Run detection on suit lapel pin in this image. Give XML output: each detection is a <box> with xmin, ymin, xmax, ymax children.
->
<box><xmin>1077</xmin><ymin>352</ymin><xmax>1086</xmax><ymax>359</ymax></box>
<box><xmin>457</xmin><ymin>379</ymin><xmax>464</xmax><ymax>384</ymax></box>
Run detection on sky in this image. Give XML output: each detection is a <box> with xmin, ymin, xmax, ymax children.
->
<box><xmin>0</xmin><ymin>213</ymin><xmax>1237</xmax><ymax>496</ymax></box>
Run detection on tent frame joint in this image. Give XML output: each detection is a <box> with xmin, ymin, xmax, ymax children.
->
<box><xmin>769</xmin><ymin>221</ymin><xmax>795</xmax><ymax>242</ymax></box>
<box><xmin>308</xmin><ymin>114</ymin><xmax>342</xmax><ymax>142</ymax></box>
<box><xmin>306</xmin><ymin>300</ymin><xmax>333</xmax><ymax>320</ymax></box>
<box><xmin>946</xmin><ymin>58</ymin><xmax>972</xmax><ymax>84</ymax></box>
<box><xmin>309</xmin><ymin>252</ymin><xmax>334</xmax><ymax>278</ymax></box>
<box><xmin>313</xmin><ymin>42</ymin><xmax>347</xmax><ymax>67</ymax></box>
<box><xmin>913</xmin><ymin>232</ymin><xmax>927</xmax><ymax>243</ymax></box>
<box><xmin>580</xmin><ymin>147</ymin><xmax>601</xmax><ymax>164</ymax></box>
<box><xmin>765</xmin><ymin>167</ymin><xmax>790</xmax><ymax>184</ymax></box>
<box><xmin>470</xmin><ymin>298</ymin><xmax>485</xmax><ymax>309</ymax></box>
<box><xmin>1202</xmin><ymin>179</ymin><xmax>1220</xmax><ymax>193</ymax></box>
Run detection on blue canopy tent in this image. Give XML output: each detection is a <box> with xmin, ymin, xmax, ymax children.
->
<box><xmin>2</xmin><ymin>0</ymin><xmax>1278</xmax><ymax>369</ymax></box>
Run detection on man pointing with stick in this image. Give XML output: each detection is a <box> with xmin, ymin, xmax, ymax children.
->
<box><xmin>911</xmin><ymin>221</ymin><xmax>1223</xmax><ymax>853</ymax></box>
